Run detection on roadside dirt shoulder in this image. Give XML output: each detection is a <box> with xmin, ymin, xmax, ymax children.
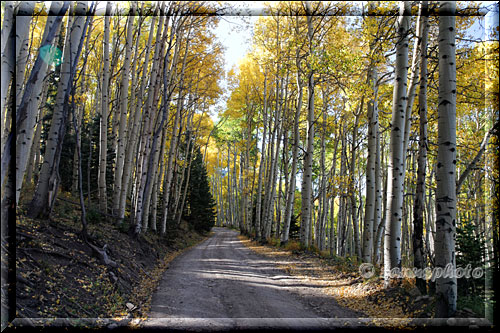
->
<box><xmin>237</xmin><ymin>234</ymin><xmax>433</xmax><ymax>322</ymax></box>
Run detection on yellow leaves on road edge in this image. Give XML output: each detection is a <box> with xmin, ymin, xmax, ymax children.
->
<box><xmin>237</xmin><ymin>233</ymin><xmax>415</xmax><ymax>328</ymax></box>
<box><xmin>128</xmin><ymin>231</ymin><xmax>213</xmax><ymax>327</ymax></box>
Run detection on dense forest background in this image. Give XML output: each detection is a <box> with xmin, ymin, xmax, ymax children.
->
<box><xmin>1</xmin><ymin>0</ymin><xmax>498</xmax><ymax>324</ymax></box>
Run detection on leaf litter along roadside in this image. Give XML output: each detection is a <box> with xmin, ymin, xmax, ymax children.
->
<box><xmin>237</xmin><ymin>234</ymin><xmax>435</xmax><ymax>324</ymax></box>
<box><xmin>15</xmin><ymin>189</ymin><xmax>210</xmax><ymax>322</ymax></box>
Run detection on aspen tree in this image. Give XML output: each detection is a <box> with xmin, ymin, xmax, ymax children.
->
<box><xmin>384</xmin><ymin>1</ymin><xmax>410</xmax><ymax>287</ymax></box>
<box><xmin>350</xmin><ymin>108</ymin><xmax>362</xmax><ymax>258</ymax></box>
<box><xmin>0</xmin><ymin>1</ymin><xmax>16</xmax><ymax>119</ymax></box>
<box><xmin>244</xmin><ymin>102</ymin><xmax>255</xmax><ymax>235</ymax></box>
<box><xmin>118</xmin><ymin>4</ymin><xmax>153</xmax><ymax>223</ymax></box>
<box><xmin>161</xmin><ymin>21</ymin><xmax>193</xmax><ymax>235</ymax></box>
<box><xmin>232</xmin><ymin>142</ymin><xmax>240</xmax><ymax>227</ymax></box>
<box><xmin>14</xmin><ymin>2</ymin><xmax>36</xmax><ymax>110</ymax></box>
<box><xmin>402</xmin><ymin>7</ymin><xmax>424</xmax><ymax>156</ymax></box>
<box><xmin>300</xmin><ymin>1</ymin><xmax>315</xmax><ymax>248</ymax></box>
<box><xmin>28</xmin><ymin>2</ymin><xmax>88</xmax><ymax>218</ymax></box>
<box><xmin>71</xmin><ymin>14</ymin><xmax>94</xmax><ymax>195</ymax></box>
<box><xmin>14</xmin><ymin>1</ymin><xmax>67</xmax><ymax>204</ymax></box>
<box><xmin>281</xmin><ymin>34</ymin><xmax>304</xmax><ymax>245</ymax></box>
<box><xmin>362</xmin><ymin>63</ymin><xmax>378</xmax><ymax>263</ymax></box>
<box><xmin>413</xmin><ymin>0</ymin><xmax>429</xmax><ymax>295</ymax></box>
<box><xmin>329</xmin><ymin>127</ymin><xmax>340</xmax><ymax>255</ymax></box>
<box><xmin>337</xmin><ymin>123</ymin><xmax>347</xmax><ymax>256</ymax></box>
<box><xmin>318</xmin><ymin>92</ymin><xmax>328</xmax><ymax>250</ymax></box>
<box><xmin>0</xmin><ymin>2</ymin><xmax>14</xmax><ymax>55</ymax></box>
<box><xmin>434</xmin><ymin>0</ymin><xmax>457</xmax><ymax>318</ymax></box>
<box><xmin>112</xmin><ymin>3</ymin><xmax>136</xmax><ymax>219</ymax></box>
<box><xmin>134</xmin><ymin>5</ymin><xmax>167</xmax><ymax>224</ymax></box>
<box><xmin>123</xmin><ymin>8</ymin><xmax>163</xmax><ymax>225</ymax></box>
<box><xmin>262</xmin><ymin>71</ymin><xmax>285</xmax><ymax>241</ymax></box>
<box><xmin>372</xmin><ymin>122</ymin><xmax>383</xmax><ymax>262</ymax></box>
<box><xmin>149</xmin><ymin>128</ymin><xmax>167</xmax><ymax>232</ymax></box>
<box><xmin>0</xmin><ymin>1</ymin><xmax>15</xmax><ymax>156</ymax></box>
<box><xmin>361</xmin><ymin>1</ymin><xmax>382</xmax><ymax>263</ymax></box>
<box><xmin>98</xmin><ymin>1</ymin><xmax>112</xmax><ymax>212</ymax></box>
<box><xmin>255</xmin><ymin>68</ymin><xmax>269</xmax><ymax>240</ymax></box>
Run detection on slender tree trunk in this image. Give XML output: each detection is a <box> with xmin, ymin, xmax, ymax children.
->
<box><xmin>282</xmin><ymin>68</ymin><xmax>303</xmax><ymax>245</ymax></box>
<box><xmin>14</xmin><ymin>2</ymin><xmax>36</xmax><ymax>110</ymax></box>
<box><xmin>98</xmin><ymin>2</ymin><xmax>112</xmax><ymax>212</ymax></box>
<box><xmin>226</xmin><ymin>145</ymin><xmax>234</xmax><ymax>227</ymax></box>
<box><xmin>71</xmin><ymin>103</ymin><xmax>84</xmax><ymax>194</ymax></box>
<box><xmin>13</xmin><ymin>1</ymin><xmax>67</xmax><ymax>204</ymax></box>
<box><xmin>0</xmin><ymin>2</ymin><xmax>14</xmax><ymax>56</ymax></box>
<box><xmin>119</xmin><ymin>6</ymin><xmax>158</xmax><ymax>224</ymax></box>
<box><xmin>317</xmin><ymin>93</ymin><xmax>327</xmax><ymax>251</ymax></box>
<box><xmin>300</xmin><ymin>2</ymin><xmax>315</xmax><ymax>248</ymax></box>
<box><xmin>71</xmin><ymin>16</ymin><xmax>94</xmax><ymax>196</ymax></box>
<box><xmin>26</xmin><ymin>87</ymin><xmax>47</xmax><ymax>186</ymax></box>
<box><xmin>384</xmin><ymin>1</ymin><xmax>410</xmax><ymax>287</ymax></box>
<box><xmin>363</xmin><ymin>61</ymin><xmax>379</xmax><ymax>263</ymax></box>
<box><xmin>337</xmin><ymin>125</ymin><xmax>347</xmax><ymax>256</ymax></box>
<box><xmin>255</xmin><ymin>69</ymin><xmax>269</xmax><ymax>239</ymax></box>
<box><xmin>434</xmin><ymin>0</ymin><xmax>457</xmax><ymax>318</ymax></box>
<box><xmin>0</xmin><ymin>1</ymin><xmax>16</xmax><ymax>120</ymax></box>
<box><xmin>350</xmin><ymin>107</ymin><xmax>362</xmax><ymax>259</ymax></box>
<box><xmin>150</xmin><ymin>129</ymin><xmax>167</xmax><ymax>232</ymax></box>
<box><xmin>28</xmin><ymin>2</ymin><xmax>89</xmax><ymax>219</ymax></box>
<box><xmin>232</xmin><ymin>145</ymin><xmax>239</xmax><ymax>228</ymax></box>
<box><xmin>329</xmin><ymin>126</ymin><xmax>340</xmax><ymax>255</ymax></box>
<box><xmin>413</xmin><ymin>0</ymin><xmax>429</xmax><ymax>295</ymax></box>
<box><xmin>112</xmin><ymin>6</ymin><xmax>136</xmax><ymax>219</ymax></box>
<box><xmin>0</xmin><ymin>2</ymin><xmax>15</xmax><ymax>165</ymax></box>
<box><xmin>133</xmin><ymin>6</ymin><xmax>168</xmax><ymax>224</ymax></box>
<box><xmin>262</xmin><ymin>75</ymin><xmax>285</xmax><ymax>241</ymax></box>
<box><xmin>372</xmin><ymin>122</ymin><xmax>382</xmax><ymax>262</ymax></box>
<box><xmin>245</xmin><ymin>106</ymin><xmax>255</xmax><ymax>235</ymax></box>
<box><xmin>160</xmin><ymin>22</ymin><xmax>191</xmax><ymax>235</ymax></box>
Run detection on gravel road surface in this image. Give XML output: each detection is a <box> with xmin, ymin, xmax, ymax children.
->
<box><xmin>145</xmin><ymin>227</ymin><xmax>365</xmax><ymax>329</ymax></box>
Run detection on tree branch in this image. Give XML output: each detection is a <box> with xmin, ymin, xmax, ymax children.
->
<box><xmin>456</xmin><ymin>126</ymin><xmax>494</xmax><ymax>195</ymax></box>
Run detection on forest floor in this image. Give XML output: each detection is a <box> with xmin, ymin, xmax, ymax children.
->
<box><xmin>13</xmin><ymin>189</ymin><xmax>208</xmax><ymax>327</ymax></box>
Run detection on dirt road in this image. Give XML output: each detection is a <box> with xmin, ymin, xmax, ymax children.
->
<box><xmin>144</xmin><ymin>227</ymin><xmax>365</xmax><ymax>329</ymax></box>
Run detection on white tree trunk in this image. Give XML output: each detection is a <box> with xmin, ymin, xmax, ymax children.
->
<box><xmin>362</xmin><ymin>63</ymin><xmax>379</xmax><ymax>263</ymax></box>
<box><xmin>120</xmin><ymin>6</ymin><xmax>160</xmax><ymax>223</ymax></box>
<box><xmin>98</xmin><ymin>1</ymin><xmax>112</xmax><ymax>212</ymax></box>
<box><xmin>384</xmin><ymin>1</ymin><xmax>410</xmax><ymax>287</ymax></box>
<box><xmin>300</xmin><ymin>1</ymin><xmax>316</xmax><ymax>248</ymax></box>
<box><xmin>160</xmin><ymin>23</ymin><xmax>191</xmax><ymax>235</ymax></box>
<box><xmin>350</xmin><ymin>108</ymin><xmax>362</xmax><ymax>259</ymax></box>
<box><xmin>14</xmin><ymin>1</ymin><xmax>66</xmax><ymax>204</ymax></box>
<box><xmin>255</xmin><ymin>69</ymin><xmax>269</xmax><ymax>239</ymax></box>
<box><xmin>0</xmin><ymin>2</ymin><xmax>14</xmax><ymax>55</ymax></box>
<box><xmin>0</xmin><ymin>1</ymin><xmax>15</xmax><ymax>120</ymax></box>
<box><xmin>14</xmin><ymin>2</ymin><xmax>36</xmax><ymax>110</ymax></box>
<box><xmin>281</xmin><ymin>81</ymin><xmax>302</xmax><ymax>244</ymax></box>
<box><xmin>112</xmin><ymin>5</ymin><xmax>135</xmax><ymax>218</ymax></box>
<box><xmin>413</xmin><ymin>0</ymin><xmax>429</xmax><ymax>294</ymax></box>
<box><xmin>28</xmin><ymin>2</ymin><xmax>89</xmax><ymax>219</ymax></box>
<box><xmin>434</xmin><ymin>0</ymin><xmax>457</xmax><ymax>318</ymax></box>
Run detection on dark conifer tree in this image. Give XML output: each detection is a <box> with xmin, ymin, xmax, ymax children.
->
<box><xmin>187</xmin><ymin>146</ymin><xmax>216</xmax><ymax>232</ymax></box>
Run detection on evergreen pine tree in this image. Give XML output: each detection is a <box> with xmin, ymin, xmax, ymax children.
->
<box><xmin>187</xmin><ymin>146</ymin><xmax>216</xmax><ymax>232</ymax></box>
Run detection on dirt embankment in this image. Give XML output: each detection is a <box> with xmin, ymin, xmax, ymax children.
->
<box><xmin>15</xmin><ymin>191</ymin><xmax>207</xmax><ymax>320</ymax></box>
